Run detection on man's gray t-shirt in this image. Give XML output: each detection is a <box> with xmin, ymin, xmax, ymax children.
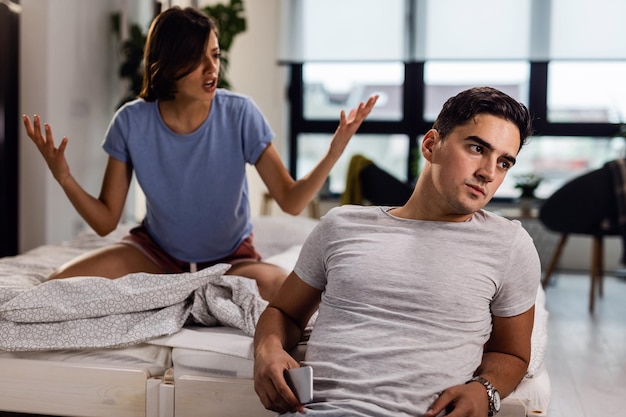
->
<box><xmin>288</xmin><ymin>205</ymin><xmax>540</xmax><ymax>417</ymax></box>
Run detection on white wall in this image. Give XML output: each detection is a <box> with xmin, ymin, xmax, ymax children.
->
<box><xmin>20</xmin><ymin>0</ymin><xmax>121</xmax><ymax>251</ymax></box>
<box><xmin>19</xmin><ymin>0</ymin><xmax>285</xmax><ymax>251</ymax></box>
<box><xmin>220</xmin><ymin>0</ymin><xmax>286</xmax><ymax>215</ymax></box>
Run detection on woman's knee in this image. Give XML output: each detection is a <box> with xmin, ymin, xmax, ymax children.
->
<box><xmin>228</xmin><ymin>262</ymin><xmax>288</xmax><ymax>300</ymax></box>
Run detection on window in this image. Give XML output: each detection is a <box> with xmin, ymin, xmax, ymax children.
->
<box><xmin>423</xmin><ymin>61</ymin><xmax>530</xmax><ymax>121</ymax></box>
<box><xmin>547</xmin><ymin>62</ymin><xmax>626</xmax><ymax>123</ymax></box>
<box><xmin>421</xmin><ymin>0</ymin><xmax>531</xmax><ymax>60</ymax></box>
<box><xmin>303</xmin><ymin>63</ymin><xmax>404</xmax><ymax>121</ymax></box>
<box><xmin>497</xmin><ymin>136</ymin><xmax>625</xmax><ymax>199</ymax></box>
<box><xmin>297</xmin><ymin>134</ymin><xmax>410</xmax><ymax>195</ymax></box>
<box><xmin>282</xmin><ymin>0</ymin><xmax>625</xmax><ymax>200</ymax></box>
<box><xmin>550</xmin><ymin>0</ymin><xmax>626</xmax><ymax>60</ymax></box>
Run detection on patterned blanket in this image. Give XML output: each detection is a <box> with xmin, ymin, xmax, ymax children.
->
<box><xmin>0</xmin><ymin>218</ymin><xmax>321</xmax><ymax>352</ymax></box>
<box><xmin>0</xmin><ymin>264</ymin><xmax>268</xmax><ymax>351</ymax></box>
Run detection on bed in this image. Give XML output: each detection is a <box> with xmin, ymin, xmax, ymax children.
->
<box><xmin>0</xmin><ymin>215</ymin><xmax>550</xmax><ymax>417</ymax></box>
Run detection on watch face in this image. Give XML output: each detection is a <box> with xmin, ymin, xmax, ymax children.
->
<box><xmin>493</xmin><ymin>390</ymin><xmax>501</xmax><ymax>411</ymax></box>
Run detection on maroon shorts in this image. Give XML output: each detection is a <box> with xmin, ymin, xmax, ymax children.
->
<box><xmin>121</xmin><ymin>223</ymin><xmax>262</xmax><ymax>273</ymax></box>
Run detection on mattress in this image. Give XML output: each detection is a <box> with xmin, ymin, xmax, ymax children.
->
<box><xmin>174</xmin><ymin>342</ymin><xmax>253</xmax><ymax>379</ymax></box>
<box><xmin>0</xmin><ymin>343</ymin><xmax>172</xmax><ymax>377</ymax></box>
<box><xmin>148</xmin><ymin>325</ymin><xmax>253</xmax><ymax>379</ymax></box>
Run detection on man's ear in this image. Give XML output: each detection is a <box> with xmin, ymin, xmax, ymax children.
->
<box><xmin>421</xmin><ymin>129</ymin><xmax>438</xmax><ymax>162</ymax></box>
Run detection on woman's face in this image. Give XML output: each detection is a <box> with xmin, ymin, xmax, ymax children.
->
<box><xmin>175</xmin><ymin>30</ymin><xmax>220</xmax><ymax>102</ymax></box>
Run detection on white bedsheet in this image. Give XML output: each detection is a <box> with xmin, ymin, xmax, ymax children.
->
<box><xmin>151</xmin><ymin>325</ymin><xmax>254</xmax><ymax>360</ymax></box>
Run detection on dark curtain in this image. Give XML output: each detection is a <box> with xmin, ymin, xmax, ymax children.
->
<box><xmin>0</xmin><ymin>1</ymin><xmax>20</xmax><ymax>257</ymax></box>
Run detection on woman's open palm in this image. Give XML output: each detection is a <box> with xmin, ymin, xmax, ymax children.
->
<box><xmin>23</xmin><ymin>114</ymin><xmax>71</xmax><ymax>184</ymax></box>
<box><xmin>329</xmin><ymin>95</ymin><xmax>378</xmax><ymax>156</ymax></box>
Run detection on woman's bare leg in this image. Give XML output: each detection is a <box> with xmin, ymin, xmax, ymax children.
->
<box><xmin>49</xmin><ymin>243</ymin><xmax>166</xmax><ymax>280</ymax></box>
<box><xmin>51</xmin><ymin>246</ymin><xmax>289</xmax><ymax>300</ymax></box>
<box><xmin>227</xmin><ymin>262</ymin><xmax>288</xmax><ymax>301</ymax></box>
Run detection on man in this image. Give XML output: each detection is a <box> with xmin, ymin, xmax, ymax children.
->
<box><xmin>253</xmin><ymin>86</ymin><xmax>539</xmax><ymax>417</ymax></box>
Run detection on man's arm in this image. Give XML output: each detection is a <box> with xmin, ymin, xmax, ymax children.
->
<box><xmin>253</xmin><ymin>271</ymin><xmax>322</xmax><ymax>413</ymax></box>
<box><xmin>477</xmin><ymin>306</ymin><xmax>535</xmax><ymax>397</ymax></box>
<box><xmin>425</xmin><ymin>306</ymin><xmax>535</xmax><ymax>417</ymax></box>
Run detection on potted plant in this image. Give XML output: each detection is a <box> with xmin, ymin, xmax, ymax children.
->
<box><xmin>112</xmin><ymin>0</ymin><xmax>247</xmax><ymax>108</ymax></box>
<box><xmin>514</xmin><ymin>173</ymin><xmax>543</xmax><ymax>199</ymax></box>
<box><xmin>514</xmin><ymin>173</ymin><xmax>543</xmax><ymax>215</ymax></box>
<box><xmin>111</xmin><ymin>16</ymin><xmax>146</xmax><ymax>108</ymax></box>
<box><xmin>202</xmin><ymin>0</ymin><xmax>247</xmax><ymax>90</ymax></box>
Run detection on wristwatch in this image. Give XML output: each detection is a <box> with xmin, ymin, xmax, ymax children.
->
<box><xmin>468</xmin><ymin>376</ymin><xmax>501</xmax><ymax>416</ymax></box>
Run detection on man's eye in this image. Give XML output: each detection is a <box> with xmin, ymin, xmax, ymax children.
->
<box><xmin>470</xmin><ymin>144</ymin><xmax>483</xmax><ymax>153</ymax></box>
<box><xmin>499</xmin><ymin>161</ymin><xmax>512</xmax><ymax>170</ymax></box>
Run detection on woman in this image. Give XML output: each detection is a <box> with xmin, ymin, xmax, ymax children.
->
<box><xmin>22</xmin><ymin>6</ymin><xmax>377</xmax><ymax>301</ymax></box>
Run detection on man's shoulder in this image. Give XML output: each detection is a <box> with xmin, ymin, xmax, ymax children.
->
<box><xmin>323</xmin><ymin>205</ymin><xmax>383</xmax><ymax>221</ymax></box>
<box><xmin>473</xmin><ymin>209</ymin><xmax>522</xmax><ymax>227</ymax></box>
<box><xmin>473</xmin><ymin>209</ymin><xmax>535</xmax><ymax>247</ymax></box>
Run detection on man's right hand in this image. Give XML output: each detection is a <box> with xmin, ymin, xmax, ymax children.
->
<box><xmin>254</xmin><ymin>340</ymin><xmax>305</xmax><ymax>413</ymax></box>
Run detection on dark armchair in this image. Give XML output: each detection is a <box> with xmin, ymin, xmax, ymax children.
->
<box><xmin>539</xmin><ymin>161</ymin><xmax>623</xmax><ymax>312</ymax></box>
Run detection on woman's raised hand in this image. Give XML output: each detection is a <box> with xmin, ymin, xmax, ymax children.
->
<box><xmin>328</xmin><ymin>94</ymin><xmax>379</xmax><ymax>157</ymax></box>
<box><xmin>23</xmin><ymin>114</ymin><xmax>71</xmax><ymax>185</ymax></box>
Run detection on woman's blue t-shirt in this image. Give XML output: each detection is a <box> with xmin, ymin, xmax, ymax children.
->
<box><xmin>102</xmin><ymin>89</ymin><xmax>274</xmax><ymax>262</ymax></box>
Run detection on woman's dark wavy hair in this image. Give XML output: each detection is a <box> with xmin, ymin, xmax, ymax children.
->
<box><xmin>139</xmin><ymin>7</ymin><xmax>217</xmax><ymax>102</ymax></box>
<box><xmin>432</xmin><ymin>86</ymin><xmax>533</xmax><ymax>151</ymax></box>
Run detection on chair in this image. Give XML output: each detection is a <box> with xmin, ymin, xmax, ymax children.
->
<box><xmin>539</xmin><ymin>162</ymin><xmax>622</xmax><ymax>312</ymax></box>
<box><xmin>341</xmin><ymin>154</ymin><xmax>413</xmax><ymax>206</ymax></box>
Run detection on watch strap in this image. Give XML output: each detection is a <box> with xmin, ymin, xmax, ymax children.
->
<box><xmin>468</xmin><ymin>376</ymin><xmax>500</xmax><ymax>416</ymax></box>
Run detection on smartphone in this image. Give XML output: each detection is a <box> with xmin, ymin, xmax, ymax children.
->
<box><xmin>284</xmin><ymin>365</ymin><xmax>313</xmax><ymax>404</ymax></box>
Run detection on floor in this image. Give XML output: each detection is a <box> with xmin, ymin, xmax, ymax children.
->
<box><xmin>543</xmin><ymin>272</ymin><xmax>626</xmax><ymax>417</ymax></box>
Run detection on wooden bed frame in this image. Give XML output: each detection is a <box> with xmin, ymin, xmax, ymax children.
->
<box><xmin>0</xmin><ymin>358</ymin><xmax>533</xmax><ymax>417</ymax></box>
<box><xmin>0</xmin><ymin>357</ymin><xmax>162</xmax><ymax>417</ymax></box>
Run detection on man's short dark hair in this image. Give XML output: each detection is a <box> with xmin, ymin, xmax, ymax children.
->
<box><xmin>432</xmin><ymin>86</ymin><xmax>533</xmax><ymax>151</ymax></box>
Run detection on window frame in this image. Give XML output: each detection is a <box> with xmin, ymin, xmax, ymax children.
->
<box><xmin>284</xmin><ymin>60</ymin><xmax>623</xmax><ymax>200</ymax></box>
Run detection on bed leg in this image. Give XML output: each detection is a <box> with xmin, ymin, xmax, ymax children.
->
<box><xmin>159</xmin><ymin>368</ymin><xmax>175</xmax><ymax>417</ymax></box>
<box><xmin>146</xmin><ymin>377</ymin><xmax>161</xmax><ymax>417</ymax></box>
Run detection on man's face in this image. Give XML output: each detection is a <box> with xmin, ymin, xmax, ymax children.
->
<box><xmin>423</xmin><ymin>114</ymin><xmax>520</xmax><ymax>220</ymax></box>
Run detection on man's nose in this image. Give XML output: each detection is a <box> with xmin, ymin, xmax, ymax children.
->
<box><xmin>477</xmin><ymin>159</ymin><xmax>496</xmax><ymax>182</ymax></box>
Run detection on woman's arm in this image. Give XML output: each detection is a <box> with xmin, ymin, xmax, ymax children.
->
<box><xmin>23</xmin><ymin>115</ymin><xmax>132</xmax><ymax>236</ymax></box>
<box><xmin>255</xmin><ymin>95</ymin><xmax>378</xmax><ymax>215</ymax></box>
